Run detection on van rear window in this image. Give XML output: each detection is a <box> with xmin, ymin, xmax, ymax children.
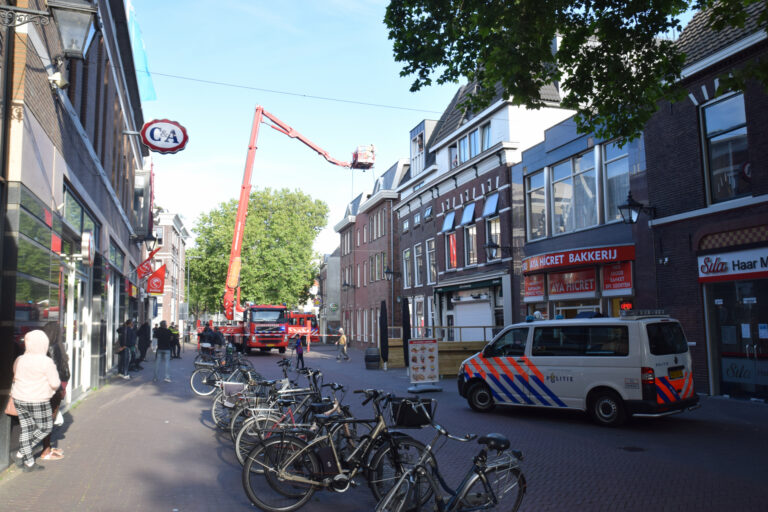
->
<box><xmin>646</xmin><ymin>322</ymin><xmax>688</xmax><ymax>355</ymax></box>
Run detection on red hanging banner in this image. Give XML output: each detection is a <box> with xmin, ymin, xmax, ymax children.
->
<box><xmin>147</xmin><ymin>264</ymin><xmax>166</xmax><ymax>296</ymax></box>
<box><xmin>137</xmin><ymin>248</ymin><xmax>161</xmax><ymax>279</ymax></box>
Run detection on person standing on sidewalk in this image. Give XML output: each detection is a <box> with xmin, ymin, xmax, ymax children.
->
<box><xmin>137</xmin><ymin>321</ymin><xmax>151</xmax><ymax>363</ymax></box>
<box><xmin>154</xmin><ymin>321</ymin><xmax>173</xmax><ymax>383</ymax></box>
<box><xmin>170</xmin><ymin>323</ymin><xmax>181</xmax><ymax>359</ymax></box>
<box><xmin>116</xmin><ymin>320</ymin><xmax>135</xmax><ymax>379</ymax></box>
<box><xmin>295</xmin><ymin>336</ymin><xmax>305</xmax><ymax>369</ymax></box>
<box><xmin>335</xmin><ymin>328</ymin><xmax>349</xmax><ymax>361</ymax></box>
<box><xmin>10</xmin><ymin>330</ymin><xmax>61</xmax><ymax>472</ymax></box>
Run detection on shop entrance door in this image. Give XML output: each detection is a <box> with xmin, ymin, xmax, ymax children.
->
<box><xmin>65</xmin><ymin>269</ymin><xmax>90</xmax><ymax>399</ymax></box>
<box><xmin>710</xmin><ymin>279</ymin><xmax>768</xmax><ymax>399</ymax></box>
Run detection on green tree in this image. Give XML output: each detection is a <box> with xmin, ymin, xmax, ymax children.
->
<box><xmin>384</xmin><ymin>0</ymin><xmax>767</xmax><ymax>141</ymax></box>
<box><xmin>188</xmin><ymin>188</ymin><xmax>328</xmax><ymax>315</ymax></box>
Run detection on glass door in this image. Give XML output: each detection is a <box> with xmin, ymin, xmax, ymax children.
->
<box><xmin>710</xmin><ymin>279</ymin><xmax>768</xmax><ymax>399</ymax></box>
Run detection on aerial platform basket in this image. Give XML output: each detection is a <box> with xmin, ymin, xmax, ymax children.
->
<box><xmin>351</xmin><ymin>145</ymin><xmax>375</xmax><ymax>169</ymax></box>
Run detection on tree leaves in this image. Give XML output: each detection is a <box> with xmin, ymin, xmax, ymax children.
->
<box><xmin>385</xmin><ymin>0</ymin><xmax>766</xmax><ymax>141</ymax></box>
<box><xmin>187</xmin><ymin>189</ymin><xmax>328</xmax><ymax>316</ymax></box>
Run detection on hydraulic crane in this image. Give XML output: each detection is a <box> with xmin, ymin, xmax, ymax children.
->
<box><xmin>222</xmin><ymin>105</ymin><xmax>374</xmax><ymax>321</ymax></box>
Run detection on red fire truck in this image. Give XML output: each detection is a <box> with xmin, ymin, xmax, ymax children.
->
<box><xmin>244</xmin><ymin>304</ymin><xmax>289</xmax><ymax>353</ymax></box>
<box><xmin>286</xmin><ymin>311</ymin><xmax>319</xmax><ymax>344</ymax></box>
<box><xmin>213</xmin><ymin>106</ymin><xmax>373</xmax><ymax>354</ymax></box>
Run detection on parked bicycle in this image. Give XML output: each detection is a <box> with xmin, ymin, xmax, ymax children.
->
<box><xmin>190</xmin><ymin>355</ymin><xmax>260</xmax><ymax>396</ymax></box>
<box><xmin>375</xmin><ymin>399</ymin><xmax>525</xmax><ymax>512</ymax></box>
<box><xmin>241</xmin><ymin>389</ymin><xmax>437</xmax><ymax>512</ymax></box>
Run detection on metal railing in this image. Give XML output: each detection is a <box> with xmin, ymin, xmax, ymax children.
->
<box><xmin>345</xmin><ymin>325</ymin><xmax>502</xmax><ymax>345</ymax></box>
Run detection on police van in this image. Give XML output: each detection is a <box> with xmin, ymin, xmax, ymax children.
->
<box><xmin>457</xmin><ymin>311</ymin><xmax>700</xmax><ymax>426</ymax></box>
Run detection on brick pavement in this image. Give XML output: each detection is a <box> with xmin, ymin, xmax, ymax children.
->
<box><xmin>2</xmin><ymin>341</ymin><xmax>768</xmax><ymax>511</ymax></box>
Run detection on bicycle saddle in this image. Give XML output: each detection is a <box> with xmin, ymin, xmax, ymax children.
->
<box><xmin>478</xmin><ymin>433</ymin><xmax>510</xmax><ymax>451</ymax></box>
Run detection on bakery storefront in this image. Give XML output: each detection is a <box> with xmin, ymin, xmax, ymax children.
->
<box><xmin>523</xmin><ymin>245</ymin><xmax>636</xmax><ymax>319</ymax></box>
<box><xmin>700</xmin><ymin>246</ymin><xmax>768</xmax><ymax>399</ymax></box>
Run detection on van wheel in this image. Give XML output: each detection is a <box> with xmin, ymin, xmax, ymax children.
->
<box><xmin>589</xmin><ymin>390</ymin><xmax>626</xmax><ymax>427</ymax></box>
<box><xmin>278</xmin><ymin>347</ymin><xmax>286</xmax><ymax>354</ymax></box>
<box><xmin>467</xmin><ymin>382</ymin><xmax>495</xmax><ymax>412</ymax></box>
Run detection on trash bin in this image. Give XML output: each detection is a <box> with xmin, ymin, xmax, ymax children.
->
<box><xmin>365</xmin><ymin>347</ymin><xmax>380</xmax><ymax>370</ymax></box>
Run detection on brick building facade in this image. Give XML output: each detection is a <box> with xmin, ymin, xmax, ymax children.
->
<box><xmin>644</xmin><ymin>7</ymin><xmax>768</xmax><ymax>396</ymax></box>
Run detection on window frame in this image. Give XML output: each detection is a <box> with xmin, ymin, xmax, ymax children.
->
<box><xmin>525</xmin><ymin>169</ymin><xmax>546</xmax><ymax>241</ymax></box>
<box><xmin>464</xmin><ymin>224</ymin><xmax>477</xmax><ymax>266</ymax></box>
<box><xmin>402</xmin><ymin>248</ymin><xmax>412</xmax><ymax>288</ymax></box>
<box><xmin>414</xmin><ymin>243</ymin><xmax>424</xmax><ymax>286</ymax></box>
<box><xmin>426</xmin><ymin>238</ymin><xmax>436</xmax><ymax>284</ymax></box>
<box><xmin>701</xmin><ymin>92</ymin><xmax>750</xmax><ymax>204</ymax></box>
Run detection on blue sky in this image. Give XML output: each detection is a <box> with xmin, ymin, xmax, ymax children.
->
<box><xmin>130</xmin><ymin>1</ymin><xmax>698</xmax><ymax>255</ymax></box>
<box><xmin>130</xmin><ymin>0</ymin><xmax>458</xmax><ymax>255</ymax></box>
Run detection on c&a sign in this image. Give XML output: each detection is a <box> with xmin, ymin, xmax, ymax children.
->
<box><xmin>698</xmin><ymin>247</ymin><xmax>768</xmax><ymax>283</ymax></box>
<box><xmin>140</xmin><ymin>119</ymin><xmax>189</xmax><ymax>154</ymax></box>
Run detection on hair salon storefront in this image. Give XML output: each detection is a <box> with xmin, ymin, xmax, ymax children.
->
<box><xmin>523</xmin><ymin>244</ymin><xmax>636</xmax><ymax>319</ymax></box>
<box><xmin>699</xmin><ymin>246</ymin><xmax>768</xmax><ymax>400</ymax></box>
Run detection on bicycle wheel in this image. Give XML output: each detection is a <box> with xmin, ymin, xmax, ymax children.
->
<box><xmin>375</xmin><ymin>474</ymin><xmax>416</xmax><ymax>512</ymax></box>
<box><xmin>211</xmin><ymin>392</ymin><xmax>234</xmax><ymax>430</ymax></box>
<box><xmin>242</xmin><ymin>435</ymin><xmax>320</xmax><ymax>512</ymax></box>
<box><xmin>368</xmin><ymin>437</ymin><xmax>436</xmax><ymax>504</ymax></box>
<box><xmin>235</xmin><ymin>413</ymin><xmax>283</xmax><ymax>466</ymax></box>
<box><xmin>459</xmin><ymin>466</ymin><xmax>526</xmax><ymax>511</ymax></box>
<box><xmin>190</xmin><ymin>368</ymin><xmax>218</xmax><ymax>396</ymax></box>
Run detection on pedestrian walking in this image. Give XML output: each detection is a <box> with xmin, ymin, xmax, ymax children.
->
<box><xmin>38</xmin><ymin>322</ymin><xmax>69</xmax><ymax>462</ymax></box>
<box><xmin>295</xmin><ymin>336</ymin><xmax>305</xmax><ymax>369</ymax></box>
<box><xmin>137</xmin><ymin>321</ymin><xmax>151</xmax><ymax>363</ymax></box>
<box><xmin>335</xmin><ymin>328</ymin><xmax>349</xmax><ymax>361</ymax></box>
<box><xmin>154</xmin><ymin>321</ymin><xmax>173</xmax><ymax>383</ymax></box>
<box><xmin>10</xmin><ymin>330</ymin><xmax>61</xmax><ymax>472</ymax></box>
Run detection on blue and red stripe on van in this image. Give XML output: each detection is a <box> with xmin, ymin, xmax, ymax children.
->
<box><xmin>464</xmin><ymin>356</ymin><xmax>567</xmax><ymax>408</ymax></box>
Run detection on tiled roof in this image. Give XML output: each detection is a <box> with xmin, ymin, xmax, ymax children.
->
<box><xmin>677</xmin><ymin>3</ymin><xmax>766</xmax><ymax>67</ymax></box>
<box><xmin>430</xmin><ymin>80</ymin><xmax>561</xmax><ymax>148</ymax></box>
<box><xmin>344</xmin><ymin>193</ymin><xmax>363</xmax><ymax>217</ymax></box>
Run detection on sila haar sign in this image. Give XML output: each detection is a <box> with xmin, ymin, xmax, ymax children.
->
<box><xmin>140</xmin><ymin>119</ymin><xmax>189</xmax><ymax>154</ymax></box>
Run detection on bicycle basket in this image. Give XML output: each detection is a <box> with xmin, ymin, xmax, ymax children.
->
<box><xmin>389</xmin><ymin>397</ymin><xmax>435</xmax><ymax>428</ymax></box>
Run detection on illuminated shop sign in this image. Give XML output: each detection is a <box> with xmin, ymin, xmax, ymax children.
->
<box><xmin>523</xmin><ymin>245</ymin><xmax>635</xmax><ymax>272</ymax></box>
<box><xmin>698</xmin><ymin>247</ymin><xmax>768</xmax><ymax>283</ymax></box>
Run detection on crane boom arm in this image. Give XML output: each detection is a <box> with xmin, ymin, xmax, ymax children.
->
<box><xmin>223</xmin><ymin>105</ymin><xmax>374</xmax><ymax>320</ymax></box>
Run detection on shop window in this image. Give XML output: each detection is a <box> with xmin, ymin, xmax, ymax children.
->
<box><xmin>702</xmin><ymin>93</ymin><xmax>750</xmax><ymax>204</ymax></box>
<box><xmin>603</xmin><ymin>141</ymin><xmax>630</xmax><ymax>223</ymax></box>
<box><xmin>526</xmin><ymin>170</ymin><xmax>546</xmax><ymax>240</ymax></box>
<box><xmin>551</xmin><ymin>151</ymin><xmax>597</xmax><ymax>234</ymax></box>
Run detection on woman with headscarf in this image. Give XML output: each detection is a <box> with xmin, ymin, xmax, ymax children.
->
<box><xmin>10</xmin><ymin>330</ymin><xmax>61</xmax><ymax>472</ymax></box>
<box><xmin>38</xmin><ymin>322</ymin><xmax>69</xmax><ymax>461</ymax></box>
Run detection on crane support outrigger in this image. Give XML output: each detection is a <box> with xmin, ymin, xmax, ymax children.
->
<box><xmin>223</xmin><ymin>105</ymin><xmax>374</xmax><ymax>322</ymax></box>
